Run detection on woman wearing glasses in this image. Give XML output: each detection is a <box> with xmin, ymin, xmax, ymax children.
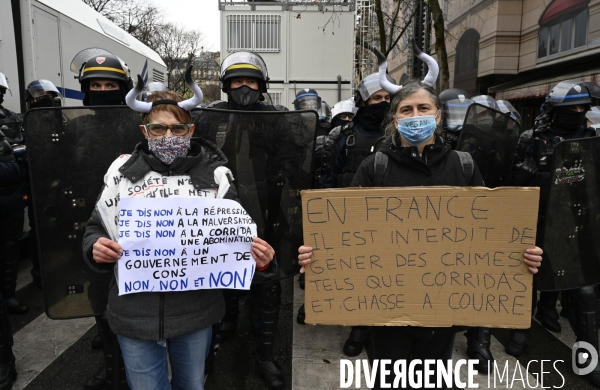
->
<box><xmin>82</xmin><ymin>71</ymin><xmax>275</xmax><ymax>389</ymax></box>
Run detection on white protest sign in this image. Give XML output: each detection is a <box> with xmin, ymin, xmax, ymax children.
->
<box><xmin>117</xmin><ymin>197</ymin><xmax>257</xmax><ymax>295</ymax></box>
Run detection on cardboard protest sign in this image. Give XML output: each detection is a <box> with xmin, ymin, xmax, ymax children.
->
<box><xmin>117</xmin><ymin>198</ymin><xmax>257</xmax><ymax>295</ymax></box>
<box><xmin>301</xmin><ymin>187</ymin><xmax>540</xmax><ymax>328</ymax></box>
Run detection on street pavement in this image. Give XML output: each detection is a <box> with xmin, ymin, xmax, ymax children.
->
<box><xmin>9</xmin><ymin>258</ymin><xmax>600</xmax><ymax>390</ymax></box>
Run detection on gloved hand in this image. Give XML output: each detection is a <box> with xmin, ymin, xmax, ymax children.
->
<box><xmin>512</xmin><ymin>157</ymin><xmax>538</xmax><ymax>185</ymax></box>
<box><xmin>0</xmin><ymin>126</ymin><xmax>15</xmax><ymax>161</ymax></box>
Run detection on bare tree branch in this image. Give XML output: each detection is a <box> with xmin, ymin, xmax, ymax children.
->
<box><xmin>385</xmin><ymin>5</ymin><xmax>419</xmax><ymax>56</ymax></box>
<box><xmin>374</xmin><ymin>0</ymin><xmax>388</xmax><ymax>53</ymax></box>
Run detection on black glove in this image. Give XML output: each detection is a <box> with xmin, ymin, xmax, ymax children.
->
<box><xmin>0</xmin><ymin>127</ymin><xmax>15</xmax><ymax>162</ymax></box>
<box><xmin>512</xmin><ymin>157</ymin><xmax>538</xmax><ymax>185</ymax></box>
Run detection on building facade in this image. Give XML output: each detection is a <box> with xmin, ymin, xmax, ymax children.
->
<box><xmin>194</xmin><ymin>51</ymin><xmax>222</xmax><ymax>103</ymax></box>
<box><xmin>219</xmin><ymin>0</ymin><xmax>356</xmax><ymax>108</ymax></box>
<box><xmin>387</xmin><ymin>0</ymin><xmax>600</xmax><ymax>129</ymax></box>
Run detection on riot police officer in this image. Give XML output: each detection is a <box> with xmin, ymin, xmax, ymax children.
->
<box><xmin>194</xmin><ymin>50</ymin><xmax>287</xmax><ymax>390</ymax></box>
<box><xmin>293</xmin><ymin>88</ymin><xmax>321</xmax><ymax>111</ymax></box>
<box><xmin>70</xmin><ymin>48</ymin><xmax>132</xmax><ymax>390</ymax></box>
<box><xmin>0</xmin><ymin>73</ymin><xmax>28</xmax><ymax>316</ymax></box>
<box><xmin>317</xmin><ymin>100</ymin><xmax>332</xmax><ymax>135</ymax></box>
<box><xmin>322</xmin><ymin>73</ymin><xmax>392</xmax><ymax>189</ymax></box>
<box><xmin>304</xmin><ymin>97</ymin><xmax>358</xmax><ymax>261</ymax></box>
<box><xmin>24</xmin><ymin>80</ymin><xmax>61</xmax><ymax>109</ymax></box>
<box><xmin>23</xmin><ymin>79</ymin><xmax>62</xmax><ymax>288</ymax></box>
<box><xmin>319</xmin><ymin>72</ymin><xmax>393</xmax><ymax>356</ymax></box>
<box><xmin>0</xmin><ymin>127</ymin><xmax>19</xmax><ymax>389</ymax></box>
<box><xmin>509</xmin><ymin>80</ymin><xmax>600</xmax><ymax>387</ymax></box>
<box><xmin>330</xmin><ymin>98</ymin><xmax>357</xmax><ymax>129</ymax></box>
<box><xmin>439</xmin><ymin>88</ymin><xmax>473</xmax><ymax>149</ymax></box>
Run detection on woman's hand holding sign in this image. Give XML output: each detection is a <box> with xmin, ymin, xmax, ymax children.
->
<box><xmin>297</xmin><ymin>245</ymin><xmax>313</xmax><ymax>274</ymax></box>
<box><xmin>93</xmin><ymin>237</ymin><xmax>123</xmax><ymax>264</ymax></box>
<box><xmin>523</xmin><ymin>247</ymin><xmax>543</xmax><ymax>274</ymax></box>
<box><xmin>252</xmin><ymin>237</ymin><xmax>275</xmax><ymax>270</ymax></box>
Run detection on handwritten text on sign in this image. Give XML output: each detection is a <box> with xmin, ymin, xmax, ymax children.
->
<box><xmin>117</xmin><ymin>197</ymin><xmax>257</xmax><ymax>295</ymax></box>
<box><xmin>301</xmin><ymin>187</ymin><xmax>540</xmax><ymax>328</ymax></box>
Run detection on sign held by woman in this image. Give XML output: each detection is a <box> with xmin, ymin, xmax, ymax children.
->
<box><xmin>117</xmin><ymin>197</ymin><xmax>257</xmax><ymax>295</ymax></box>
<box><xmin>301</xmin><ymin>186</ymin><xmax>539</xmax><ymax>328</ymax></box>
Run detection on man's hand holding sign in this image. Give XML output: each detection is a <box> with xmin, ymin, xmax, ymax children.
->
<box><xmin>298</xmin><ymin>187</ymin><xmax>543</xmax><ymax>328</ymax></box>
<box><xmin>92</xmin><ymin>197</ymin><xmax>274</xmax><ymax>294</ymax></box>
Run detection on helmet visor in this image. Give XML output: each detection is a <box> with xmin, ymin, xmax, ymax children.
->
<box><xmin>548</xmin><ymin>81</ymin><xmax>591</xmax><ymax>106</ymax></box>
<box><xmin>294</xmin><ymin>95</ymin><xmax>321</xmax><ymax>111</ymax></box>
<box><xmin>471</xmin><ymin>95</ymin><xmax>499</xmax><ymax>110</ymax></box>
<box><xmin>0</xmin><ymin>73</ymin><xmax>9</xmax><ymax>90</ymax></box>
<box><xmin>70</xmin><ymin>47</ymin><xmax>128</xmax><ymax>75</ymax></box>
<box><xmin>145</xmin><ymin>82</ymin><xmax>168</xmax><ymax>93</ymax></box>
<box><xmin>586</xmin><ymin>106</ymin><xmax>600</xmax><ymax>125</ymax></box>
<box><xmin>496</xmin><ymin>100</ymin><xmax>521</xmax><ymax>123</ymax></box>
<box><xmin>221</xmin><ymin>52</ymin><xmax>268</xmax><ymax>81</ymax></box>
<box><xmin>318</xmin><ymin>102</ymin><xmax>331</xmax><ymax>122</ymax></box>
<box><xmin>358</xmin><ymin>73</ymin><xmax>385</xmax><ymax>101</ymax></box>
<box><xmin>27</xmin><ymin>80</ymin><xmax>60</xmax><ymax>99</ymax></box>
<box><xmin>443</xmin><ymin>99</ymin><xmax>474</xmax><ymax>132</ymax></box>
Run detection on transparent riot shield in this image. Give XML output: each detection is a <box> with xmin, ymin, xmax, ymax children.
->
<box><xmin>25</xmin><ymin>107</ymin><xmax>142</xmax><ymax>319</ymax></box>
<box><xmin>456</xmin><ymin>103</ymin><xmax>522</xmax><ymax>188</ymax></box>
<box><xmin>537</xmin><ymin>136</ymin><xmax>600</xmax><ymax>291</ymax></box>
<box><xmin>194</xmin><ymin>108</ymin><xmax>317</xmax><ymax>279</ymax></box>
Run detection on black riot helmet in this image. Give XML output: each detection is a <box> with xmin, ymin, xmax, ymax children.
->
<box><xmin>439</xmin><ymin>88</ymin><xmax>470</xmax><ymax>104</ymax></box>
<box><xmin>541</xmin><ymin>80</ymin><xmax>592</xmax><ymax>114</ymax></box>
<box><xmin>471</xmin><ymin>95</ymin><xmax>500</xmax><ymax>110</ymax></box>
<box><xmin>70</xmin><ymin>48</ymin><xmax>132</xmax><ymax>106</ymax></box>
<box><xmin>25</xmin><ymin>79</ymin><xmax>62</xmax><ymax>109</ymax></box>
<box><xmin>534</xmin><ymin>80</ymin><xmax>594</xmax><ymax>131</ymax></box>
<box><xmin>219</xmin><ymin>51</ymin><xmax>269</xmax><ymax>93</ymax></box>
<box><xmin>440</xmin><ymin>88</ymin><xmax>472</xmax><ymax>133</ymax></box>
<box><xmin>293</xmin><ymin>89</ymin><xmax>321</xmax><ymax>111</ymax></box>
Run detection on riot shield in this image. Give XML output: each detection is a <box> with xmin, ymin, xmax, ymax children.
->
<box><xmin>456</xmin><ymin>103</ymin><xmax>522</xmax><ymax>187</ymax></box>
<box><xmin>194</xmin><ymin>108</ymin><xmax>317</xmax><ymax>279</ymax></box>
<box><xmin>25</xmin><ymin>107</ymin><xmax>142</xmax><ymax>319</ymax></box>
<box><xmin>537</xmin><ymin>136</ymin><xmax>600</xmax><ymax>291</ymax></box>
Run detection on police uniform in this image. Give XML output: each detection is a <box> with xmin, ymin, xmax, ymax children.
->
<box><xmin>509</xmin><ymin>80</ymin><xmax>600</xmax><ymax>387</ymax></box>
<box><xmin>194</xmin><ymin>51</ymin><xmax>287</xmax><ymax>390</ymax></box>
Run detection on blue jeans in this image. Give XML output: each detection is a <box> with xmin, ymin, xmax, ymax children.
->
<box><xmin>117</xmin><ymin>326</ymin><xmax>212</xmax><ymax>390</ymax></box>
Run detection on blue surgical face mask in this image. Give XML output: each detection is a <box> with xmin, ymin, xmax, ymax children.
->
<box><xmin>397</xmin><ymin>114</ymin><xmax>438</xmax><ymax>146</ymax></box>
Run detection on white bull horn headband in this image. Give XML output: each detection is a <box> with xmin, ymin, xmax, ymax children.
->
<box><xmin>374</xmin><ymin>39</ymin><xmax>440</xmax><ymax>95</ymax></box>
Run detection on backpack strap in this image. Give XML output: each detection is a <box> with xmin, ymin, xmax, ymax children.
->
<box><xmin>455</xmin><ymin>151</ymin><xmax>474</xmax><ymax>183</ymax></box>
<box><xmin>373</xmin><ymin>151</ymin><xmax>389</xmax><ymax>187</ymax></box>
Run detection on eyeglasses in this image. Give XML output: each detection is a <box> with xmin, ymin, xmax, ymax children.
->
<box><xmin>145</xmin><ymin>123</ymin><xmax>191</xmax><ymax>137</ymax></box>
<box><xmin>339</xmin><ymin>114</ymin><xmax>354</xmax><ymax>120</ymax></box>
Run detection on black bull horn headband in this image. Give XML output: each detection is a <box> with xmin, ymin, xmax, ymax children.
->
<box><xmin>125</xmin><ymin>65</ymin><xmax>203</xmax><ymax>113</ymax></box>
